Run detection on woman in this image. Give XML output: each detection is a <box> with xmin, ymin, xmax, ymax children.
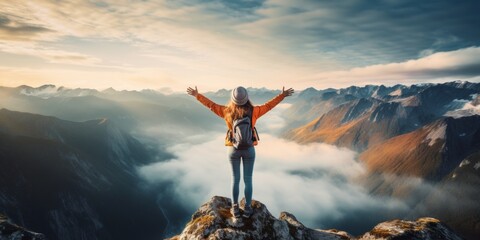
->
<box><xmin>187</xmin><ymin>86</ymin><xmax>294</xmax><ymax>218</ymax></box>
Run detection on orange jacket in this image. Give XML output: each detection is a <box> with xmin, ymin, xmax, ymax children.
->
<box><xmin>196</xmin><ymin>92</ymin><xmax>286</xmax><ymax>146</ymax></box>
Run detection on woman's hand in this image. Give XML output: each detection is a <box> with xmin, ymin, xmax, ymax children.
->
<box><xmin>187</xmin><ymin>86</ymin><xmax>199</xmax><ymax>97</ymax></box>
<box><xmin>282</xmin><ymin>87</ymin><xmax>294</xmax><ymax>97</ymax></box>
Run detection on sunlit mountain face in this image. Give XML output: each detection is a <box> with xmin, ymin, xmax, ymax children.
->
<box><xmin>284</xmin><ymin>81</ymin><xmax>480</xmax><ymax>239</ymax></box>
<box><xmin>0</xmin><ymin>81</ymin><xmax>479</xmax><ymax>239</ymax></box>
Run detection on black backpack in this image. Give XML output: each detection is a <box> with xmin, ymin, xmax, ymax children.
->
<box><xmin>229</xmin><ymin>111</ymin><xmax>258</xmax><ymax>150</ymax></box>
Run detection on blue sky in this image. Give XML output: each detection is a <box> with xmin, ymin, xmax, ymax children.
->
<box><xmin>0</xmin><ymin>0</ymin><xmax>479</xmax><ymax>91</ymax></box>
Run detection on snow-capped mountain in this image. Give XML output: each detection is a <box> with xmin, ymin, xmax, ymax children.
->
<box><xmin>283</xmin><ymin>81</ymin><xmax>480</xmax><ymax>239</ymax></box>
<box><xmin>17</xmin><ymin>84</ymin><xmax>100</xmax><ymax>99</ymax></box>
<box><xmin>285</xmin><ymin>81</ymin><xmax>480</xmax><ymax>151</ymax></box>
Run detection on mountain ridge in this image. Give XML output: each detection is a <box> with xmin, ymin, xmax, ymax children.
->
<box><xmin>284</xmin><ymin>81</ymin><xmax>480</xmax><ymax>151</ymax></box>
<box><xmin>2</xmin><ymin>81</ymin><xmax>479</xmax><ymax>239</ymax></box>
<box><xmin>281</xmin><ymin>81</ymin><xmax>480</xmax><ymax>239</ymax></box>
<box><xmin>0</xmin><ymin>109</ymin><xmax>168</xmax><ymax>240</ymax></box>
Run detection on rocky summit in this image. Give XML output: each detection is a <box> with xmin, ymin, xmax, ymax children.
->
<box><xmin>168</xmin><ymin>196</ymin><xmax>463</xmax><ymax>240</ymax></box>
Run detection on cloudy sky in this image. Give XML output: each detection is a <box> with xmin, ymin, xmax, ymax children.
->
<box><xmin>0</xmin><ymin>0</ymin><xmax>479</xmax><ymax>91</ymax></box>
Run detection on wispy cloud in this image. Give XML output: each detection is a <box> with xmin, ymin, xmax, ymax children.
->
<box><xmin>0</xmin><ymin>0</ymin><xmax>310</xmax><ymax>89</ymax></box>
<box><xmin>0</xmin><ymin>65</ymin><xmax>176</xmax><ymax>90</ymax></box>
<box><xmin>0</xmin><ymin>0</ymin><xmax>479</xmax><ymax>90</ymax></box>
<box><xmin>0</xmin><ymin>41</ymin><xmax>101</xmax><ymax>65</ymax></box>
<box><xmin>306</xmin><ymin>47</ymin><xmax>480</xmax><ymax>88</ymax></box>
<box><xmin>0</xmin><ymin>15</ymin><xmax>53</xmax><ymax>41</ymax></box>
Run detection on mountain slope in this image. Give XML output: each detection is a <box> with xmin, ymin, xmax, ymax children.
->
<box><xmin>285</xmin><ymin>98</ymin><xmax>419</xmax><ymax>151</ymax></box>
<box><xmin>359</xmin><ymin>115</ymin><xmax>480</xmax><ymax>180</ymax></box>
<box><xmin>358</xmin><ymin>115</ymin><xmax>480</xmax><ymax>239</ymax></box>
<box><xmin>283</xmin><ymin>82</ymin><xmax>480</xmax><ymax>239</ymax></box>
<box><xmin>285</xmin><ymin>82</ymin><xmax>479</xmax><ymax>151</ymax></box>
<box><xmin>0</xmin><ymin>109</ymin><xmax>168</xmax><ymax>240</ymax></box>
<box><xmin>414</xmin><ymin>151</ymin><xmax>480</xmax><ymax>240</ymax></box>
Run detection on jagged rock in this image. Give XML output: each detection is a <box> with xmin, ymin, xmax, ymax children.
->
<box><xmin>359</xmin><ymin>217</ymin><xmax>463</xmax><ymax>240</ymax></box>
<box><xmin>168</xmin><ymin>197</ymin><xmax>464</xmax><ymax>240</ymax></box>
<box><xmin>0</xmin><ymin>214</ymin><xmax>46</xmax><ymax>240</ymax></box>
<box><xmin>279</xmin><ymin>212</ymin><xmax>353</xmax><ymax>240</ymax></box>
<box><xmin>167</xmin><ymin>196</ymin><xmax>350</xmax><ymax>240</ymax></box>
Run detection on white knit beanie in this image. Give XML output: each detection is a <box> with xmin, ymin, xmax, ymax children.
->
<box><xmin>231</xmin><ymin>86</ymin><xmax>249</xmax><ymax>105</ymax></box>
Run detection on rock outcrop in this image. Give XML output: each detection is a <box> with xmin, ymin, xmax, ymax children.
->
<box><xmin>0</xmin><ymin>214</ymin><xmax>46</xmax><ymax>240</ymax></box>
<box><xmin>359</xmin><ymin>217</ymin><xmax>463</xmax><ymax>240</ymax></box>
<box><xmin>167</xmin><ymin>196</ymin><xmax>351</xmax><ymax>240</ymax></box>
<box><xmin>168</xmin><ymin>196</ymin><xmax>463</xmax><ymax>240</ymax></box>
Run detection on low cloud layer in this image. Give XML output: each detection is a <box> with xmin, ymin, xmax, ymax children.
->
<box><xmin>138</xmin><ymin>132</ymin><xmax>410</xmax><ymax>233</ymax></box>
<box><xmin>136</xmin><ymin>102</ymin><xmax>421</xmax><ymax>234</ymax></box>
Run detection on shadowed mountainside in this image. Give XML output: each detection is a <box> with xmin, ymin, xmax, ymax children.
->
<box><xmin>0</xmin><ymin>109</ymin><xmax>169</xmax><ymax>240</ymax></box>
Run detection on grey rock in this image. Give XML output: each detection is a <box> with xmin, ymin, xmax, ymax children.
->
<box><xmin>167</xmin><ymin>196</ymin><xmax>351</xmax><ymax>240</ymax></box>
<box><xmin>359</xmin><ymin>217</ymin><xmax>463</xmax><ymax>240</ymax></box>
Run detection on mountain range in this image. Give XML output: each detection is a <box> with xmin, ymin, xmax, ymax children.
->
<box><xmin>283</xmin><ymin>81</ymin><xmax>480</xmax><ymax>239</ymax></box>
<box><xmin>0</xmin><ymin>109</ymin><xmax>168</xmax><ymax>240</ymax></box>
<box><xmin>1</xmin><ymin>81</ymin><xmax>479</xmax><ymax>239</ymax></box>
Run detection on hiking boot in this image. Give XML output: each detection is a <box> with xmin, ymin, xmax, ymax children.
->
<box><xmin>243</xmin><ymin>205</ymin><xmax>253</xmax><ymax>218</ymax></box>
<box><xmin>231</xmin><ymin>203</ymin><xmax>241</xmax><ymax>218</ymax></box>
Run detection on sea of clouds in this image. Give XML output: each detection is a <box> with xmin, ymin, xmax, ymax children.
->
<box><xmin>138</xmin><ymin>104</ymin><xmax>414</xmax><ymax>234</ymax></box>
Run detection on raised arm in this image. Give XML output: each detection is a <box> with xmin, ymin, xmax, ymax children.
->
<box><xmin>254</xmin><ymin>87</ymin><xmax>294</xmax><ymax>118</ymax></box>
<box><xmin>187</xmin><ymin>86</ymin><xmax>225</xmax><ymax>118</ymax></box>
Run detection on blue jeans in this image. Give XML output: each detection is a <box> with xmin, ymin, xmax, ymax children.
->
<box><xmin>228</xmin><ymin>146</ymin><xmax>255</xmax><ymax>207</ymax></box>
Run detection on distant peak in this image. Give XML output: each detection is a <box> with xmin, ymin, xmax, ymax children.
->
<box><xmin>303</xmin><ymin>87</ymin><xmax>318</xmax><ymax>92</ymax></box>
<box><xmin>38</xmin><ymin>84</ymin><xmax>56</xmax><ymax>89</ymax></box>
<box><xmin>102</xmin><ymin>87</ymin><xmax>116</xmax><ymax>93</ymax></box>
<box><xmin>98</xmin><ymin>118</ymin><xmax>109</xmax><ymax>125</ymax></box>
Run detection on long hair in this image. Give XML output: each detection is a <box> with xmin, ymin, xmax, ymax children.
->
<box><xmin>224</xmin><ymin>100</ymin><xmax>253</xmax><ymax>124</ymax></box>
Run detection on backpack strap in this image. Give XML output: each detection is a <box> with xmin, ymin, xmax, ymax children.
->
<box><xmin>246</xmin><ymin>108</ymin><xmax>260</xmax><ymax>141</ymax></box>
